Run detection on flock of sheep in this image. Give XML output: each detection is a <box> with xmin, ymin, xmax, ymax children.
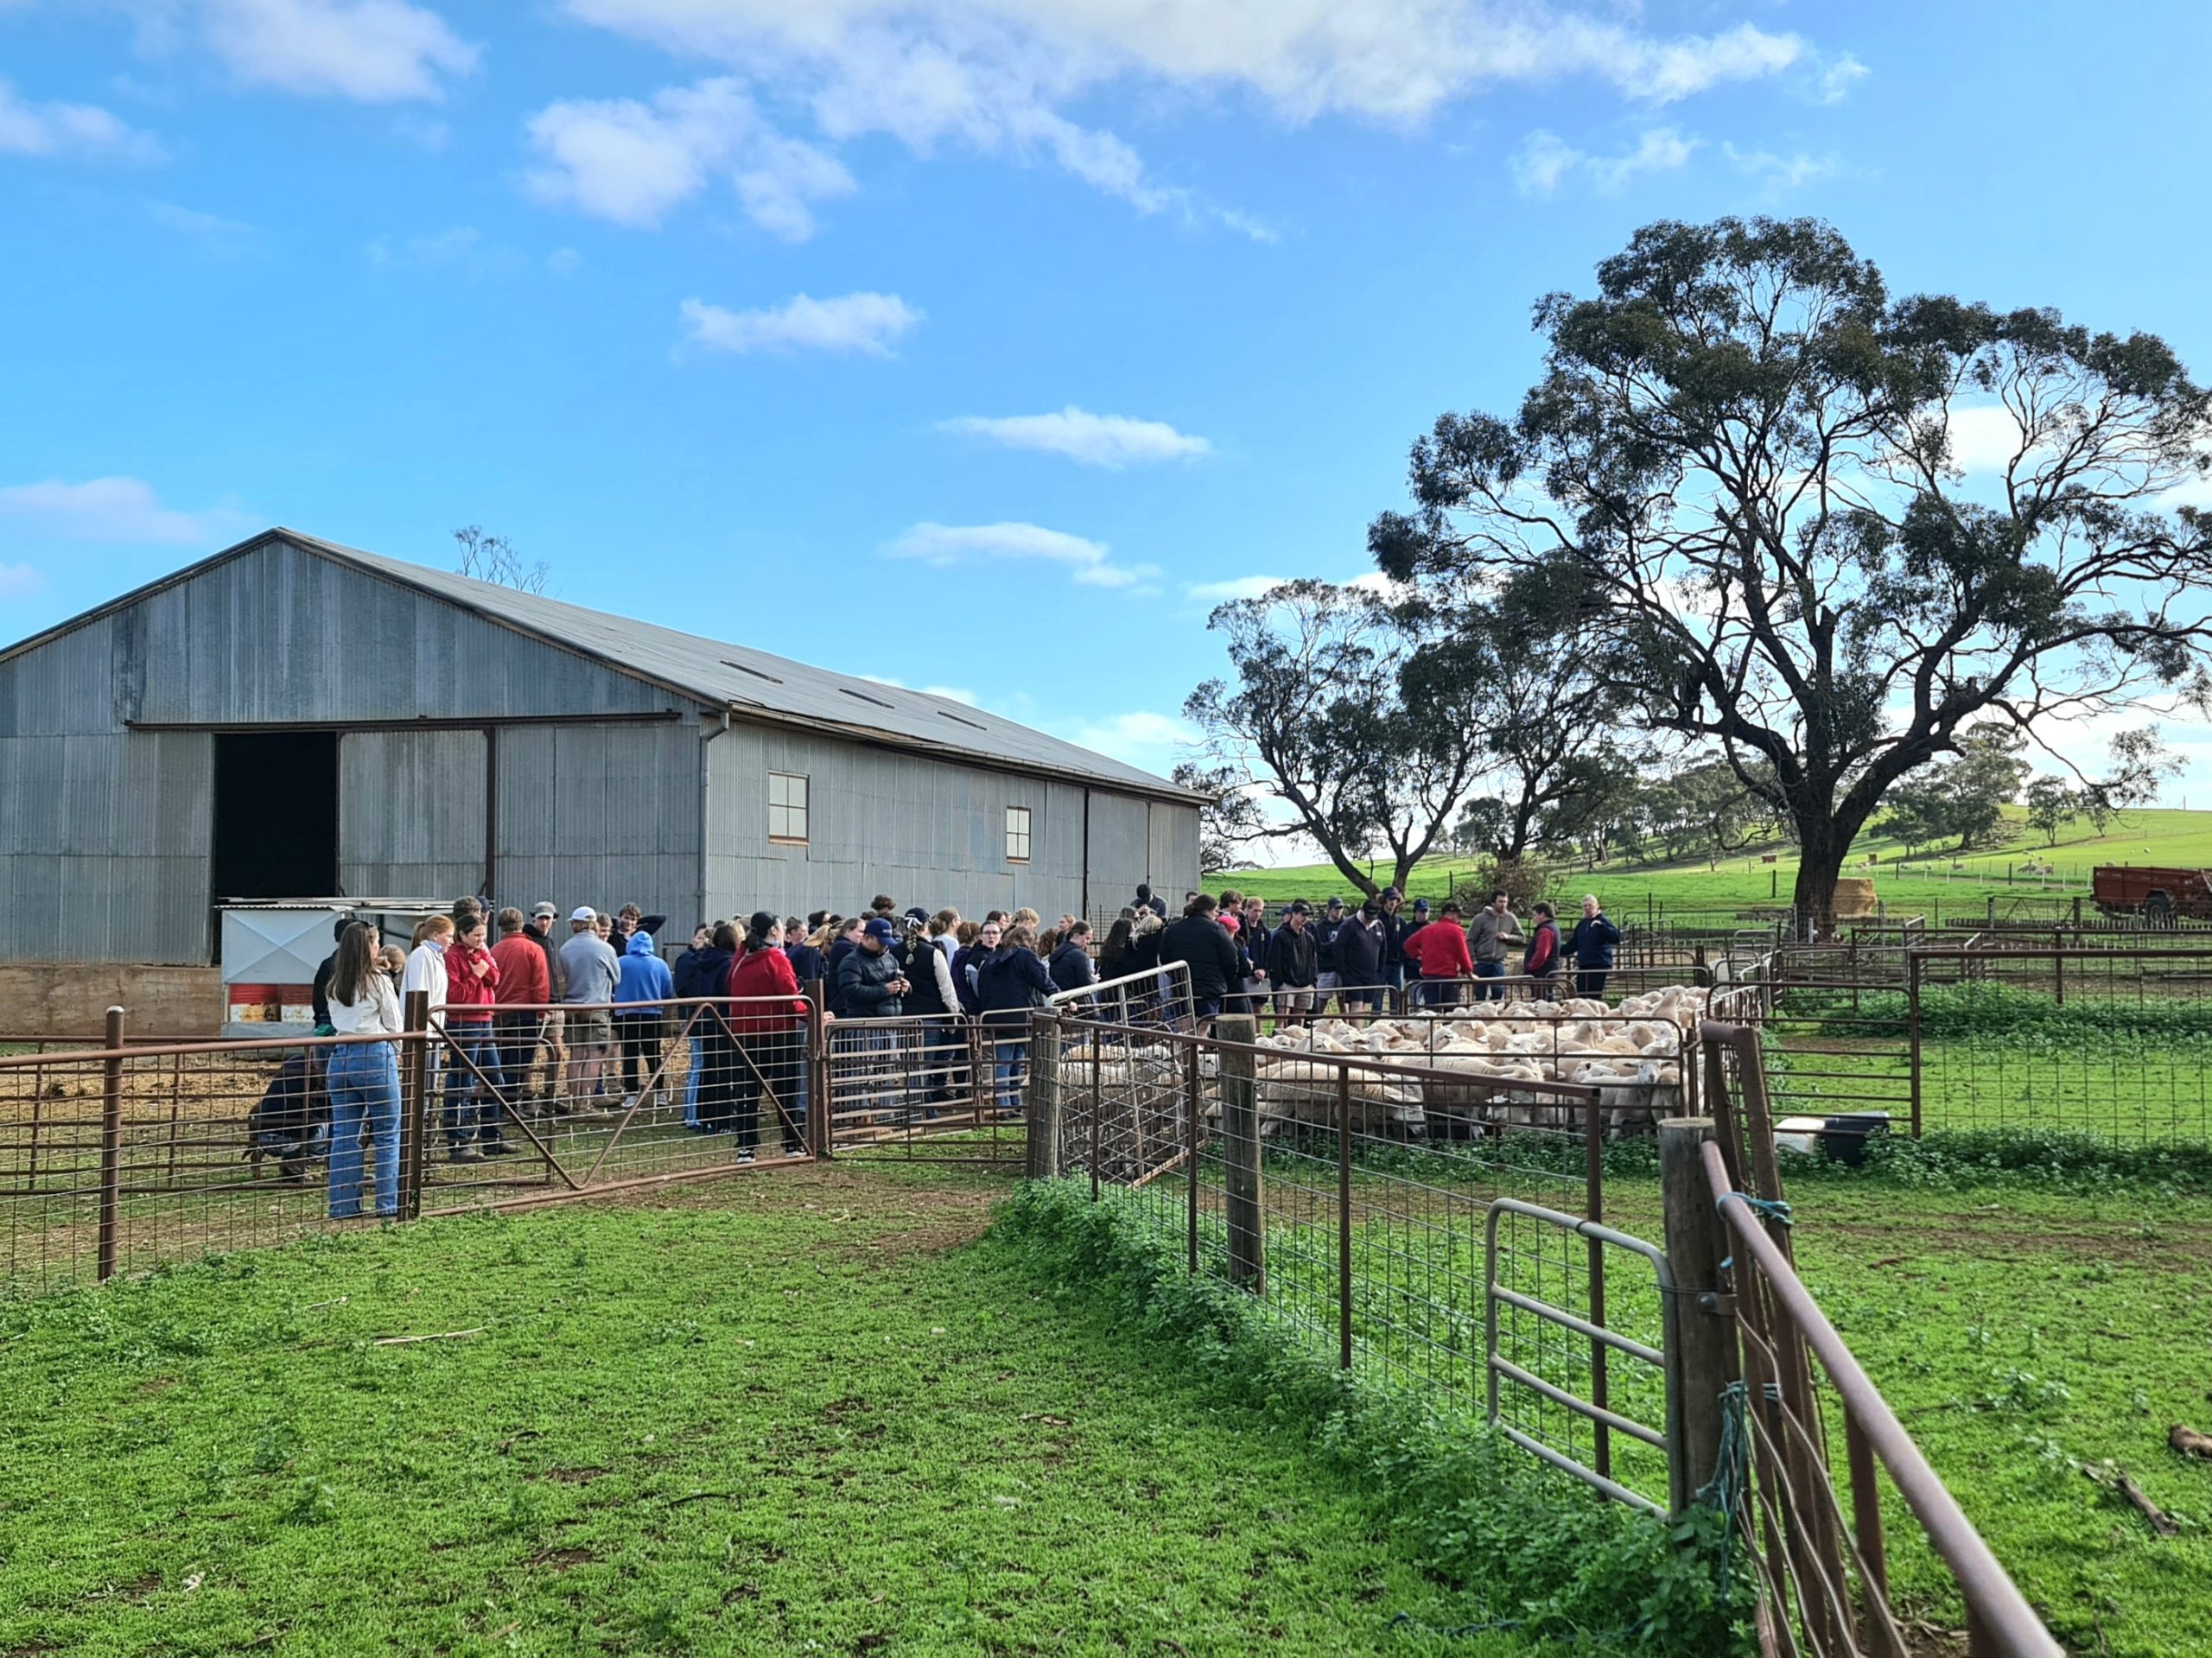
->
<box><xmin>1057</xmin><ymin>984</ymin><xmax>1717</xmax><ymax>1168</ymax></box>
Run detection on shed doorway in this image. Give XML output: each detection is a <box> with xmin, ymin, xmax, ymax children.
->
<box><xmin>212</xmin><ymin>731</ymin><xmax>340</xmax><ymax>902</ymax></box>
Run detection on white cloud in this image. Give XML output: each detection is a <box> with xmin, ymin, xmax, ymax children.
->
<box><xmin>938</xmin><ymin>406</ymin><xmax>1211</xmax><ymax>468</ymax></box>
<box><xmin>1060</xmin><ymin>709</ymin><xmax>1198</xmax><ymax>771</ymax></box>
<box><xmin>0</xmin><ymin>80</ymin><xmax>163</xmax><ymax>162</ymax></box>
<box><xmin>1510</xmin><ymin>130</ymin><xmax>1581</xmax><ymax>195</ymax></box>
<box><xmin>679</xmin><ymin>291</ymin><xmax>921</xmax><ymax>356</ymax></box>
<box><xmin>524</xmin><ymin>77</ymin><xmax>854</xmax><ymax>238</ymax></box>
<box><xmin>1586</xmin><ymin>126</ymin><xmax>1697</xmax><ymax>192</ymax></box>
<box><xmin>1516</xmin><ymin>125</ymin><xmax>1696</xmax><ymax>195</ymax></box>
<box><xmin>884</xmin><ymin>519</ymin><xmax>1157</xmax><ymax>590</ymax></box>
<box><xmin>1939</xmin><ymin>404</ymin><xmax>2037</xmax><ymax>474</ymax></box>
<box><xmin>200</xmin><ymin>0</ymin><xmax>478</xmax><ymax>102</ymax></box>
<box><xmin>366</xmin><ymin>226</ymin><xmax>528</xmax><ymax>279</ymax></box>
<box><xmin>1814</xmin><ymin>54</ymin><xmax>1868</xmax><ymax>105</ymax></box>
<box><xmin>863</xmin><ymin>674</ymin><xmax>982</xmax><ymax>706</ymax></box>
<box><xmin>552</xmin><ymin>3</ymin><xmax>1807</xmax><ymax>227</ymax></box>
<box><xmin>0</xmin><ymin>477</ymin><xmax>232</xmax><ymax>544</ymax></box>
<box><xmin>0</xmin><ymin>562</ymin><xmax>43</xmax><ymax>600</ymax></box>
<box><xmin>1722</xmin><ymin>142</ymin><xmax>1841</xmax><ymax>192</ymax></box>
<box><xmin>146</xmin><ymin>200</ymin><xmax>257</xmax><ymax>251</ymax></box>
<box><xmin>1185</xmin><ymin>575</ymin><xmax>1287</xmax><ymax>604</ymax></box>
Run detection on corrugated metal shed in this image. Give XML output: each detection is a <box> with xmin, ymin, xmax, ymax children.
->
<box><xmin>2</xmin><ymin>530</ymin><xmax>1198</xmax><ymax>804</ymax></box>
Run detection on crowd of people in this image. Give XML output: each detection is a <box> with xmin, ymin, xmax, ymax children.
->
<box><xmin>1136</xmin><ymin>883</ymin><xmax>1621</xmax><ymax>1025</ymax></box>
<box><xmin>251</xmin><ymin>880</ymin><xmax>1622</xmax><ymax>1220</ymax></box>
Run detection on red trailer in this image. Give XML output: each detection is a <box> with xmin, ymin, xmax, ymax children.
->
<box><xmin>2091</xmin><ymin>865</ymin><xmax>2212</xmax><ymax>923</ymax></box>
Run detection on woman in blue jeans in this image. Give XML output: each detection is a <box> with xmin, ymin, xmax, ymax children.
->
<box><xmin>976</xmin><ymin>923</ymin><xmax>1055</xmax><ymax>1116</ymax></box>
<box><xmin>324</xmin><ymin>921</ymin><xmax>404</xmax><ymax>1218</ymax></box>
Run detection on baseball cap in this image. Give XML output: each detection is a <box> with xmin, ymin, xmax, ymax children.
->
<box><xmin>531</xmin><ymin>902</ymin><xmax>557</xmax><ymax>920</ymax></box>
<box><xmin>1382</xmin><ymin>886</ymin><xmax>1403</xmax><ymax>901</ymax></box>
<box><xmin>906</xmin><ymin>906</ymin><xmax>930</xmax><ymax>924</ymax></box>
<box><xmin>1326</xmin><ymin>895</ymin><xmax>1344</xmax><ymax>909</ymax></box>
<box><xmin>1442</xmin><ymin>900</ymin><xmax>1464</xmax><ymax>916</ymax></box>
<box><xmin>1414</xmin><ymin>897</ymin><xmax>1431</xmax><ymax>914</ymax></box>
<box><xmin>1288</xmin><ymin>900</ymin><xmax>1311</xmax><ymax>916</ymax></box>
<box><xmin>863</xmin><ymin>917</ymin><xmax>898</xmax><ymax>944</ymax></box>
<box><xmin>569</xmin><ymin>905</ymin><xmax>595</xmax><ymax>923</ymax></box>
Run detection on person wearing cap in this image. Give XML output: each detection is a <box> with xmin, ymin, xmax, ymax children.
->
<box><xmin>1467</xmin><ymin>891</ymin><xmax>1522</xmax><ymax>1003</ymax></box>
<box><xmin>1266</xmin><ymin>902</ymin><xmax>1319</xmax><ymax>1026</ymax></box>
<box><xmin>1405</xmin><ymin>900</ymin><xmax>1475</xmax><ymax>1009</ymax></box>
<box><xmin>837</xmin><ymin>917</ymin><xmax>910</xmax><ymax>1019</ymax></box>
<box><xmin>559</xmin><ymin>906</ymin><xmax>620</xmax><ymax>1115</ymax></box>
<box><xmin>1376</xmin><ymin>887</ymin><xmax>1414</xmax><ymax>1009</ymax></box>
<box><xmin>524</xmin><ymin>901</ymin><xmax>568</xmax><ymax>1084</ymax></box>
<box><xmin>1135</xmin><ymin>883</ymin><xmax>1167</xmax><ymax>920</ymax></box>
<box><xmin>1313</xmin><ymin>897</ymin><xmax>1344</xmax><ymax>1013</ymax></box>
<box><xmin>1333</xmin><ymin>899</ymin><xmax>1387</xmax><ymax>1013</ymax></box>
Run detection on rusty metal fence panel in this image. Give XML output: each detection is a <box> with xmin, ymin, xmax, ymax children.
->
<box><xmin>0</xmin><ymin>996</ymin><xmax>814</xmax><ymax>1295</ymax></box>
<box><xmin>1695</xmin><ymin>1023</ymin><xmax>2063</xmax><ymax>1658</ymax></box>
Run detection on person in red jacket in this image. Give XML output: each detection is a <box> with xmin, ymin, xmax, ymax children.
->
<box><xmin>1404</xmin><ymin>900</ymin><xmax>1476</xmax><ymax>1009</ymax></box>
<box><xmin>1522</xmin><ymin>902</ymin><xmax>1561</xmax><ymax>1001</ymax></box>
<box><xmin>727</xmin><ymin>911</ymin><xmax>812</xmax><ymax>1162</ymax></box>
<box><xmin>489</xmin><ymin>906</ymin><xmax>552</xmax><ymax>1115</ymax></box>
<box><xmin>441</xmin><ymin>912</ymin><xmax>512</xmax><ymax>1160</ymax></box>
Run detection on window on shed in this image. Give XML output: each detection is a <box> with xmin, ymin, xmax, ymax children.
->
<box><xmin>768</xmin><ymin>772</ymin><xmax>810</xmax><ymax>843</ymax></box>
<box><xmin>1006</xmin><ymin>805</ymin><xmax>1033</xmax><ymax>863</ymax></box>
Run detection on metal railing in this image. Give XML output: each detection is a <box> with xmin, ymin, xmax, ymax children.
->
<box><xmin>1688</xmin><ymin>1022</ymin><xmax>2062</xmax><ymax>1658</ymax></box>
<box><xmin>0</xmin><ymin>994</ymin><xmax>825</xmax><ymax>1294</ymax></box>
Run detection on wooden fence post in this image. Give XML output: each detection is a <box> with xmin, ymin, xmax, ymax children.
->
<box><xmin>1659</xmin><ymin>1115</ymin><xmax>1738</xmax><ymax>1516</ymax></box>
<box><xmin>397</xmin><ymin>990</ymin><xmax>429</xmax><ymax>1220</ymax></box>
<box><xmin>1023</xmin><ymin>1011</ymin><xmax>1062</xmax><ymax>1180</ymax></box>
<box><xmin>96</xmin><ymin>1006</ymin><xmax>125</xmax><ymax>1282</ymax></box>
<box><xmin>1217</xmin><ymin>1013</ymin><xmax>1264</xmax><ymax>1293</ymax></box>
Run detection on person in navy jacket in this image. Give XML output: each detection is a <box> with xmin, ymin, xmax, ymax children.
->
<box><xmin>1566</xmin><ymin>895</ymin><xmax>1622</xmax><ymax>1000</ymax></box>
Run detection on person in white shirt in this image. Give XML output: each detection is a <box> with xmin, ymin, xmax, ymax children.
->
<box><xmin>325</xmin><ymin>921</ymin><xmax>404</xmax><ymax>1218</ymax></box>
<box><xmin>400</xmin><ymin>915</ymin><xmax>453</xmax><ymax>1029</ymax></box>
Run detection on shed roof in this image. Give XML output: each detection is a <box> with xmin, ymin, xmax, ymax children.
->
<box><xmin>0</xmin><ymin>529</ymin><xmax>1200</xmax><ymax>804</ymax></box>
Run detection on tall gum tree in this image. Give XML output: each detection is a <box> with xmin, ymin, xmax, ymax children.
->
<box><xmin>1370</xmin><ymin>217</ymin><xmax>2212</xmax><ymax>933</ymax></box>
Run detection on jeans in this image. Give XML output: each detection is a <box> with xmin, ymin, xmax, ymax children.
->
<box><xmin>443</xmin><ymin>1027</ymin><xmax>504</xmax><ymax>1147</ymax></box>
<box><xmin>1417</xmin><ymin>976</ymin><xmax>1460</xmax><ymax>1010</ymax></box>
<box><xmin>327</xmin><ymin>1042</ymin><xmax>400</xmax><ymax>1218</ymax></box>
<box><xmin>493</xmin><ymin>1013</ymin><xmax>541</xmax><ymax>1112</ymax></box>
<box><xmin>1472</xmin><ymin>961</ymin><xmax>1505</xmax><ymax>1001</ymax></box>
<box><xmin>992</xmin><ymin>1037</ymin><xmax>1028</xmax><ymax>1116</ymax></box>
<box><xmin>1574</xmin><ymin>969</ymin><xmax>1610</xmax><ymax>1000</ymax></box>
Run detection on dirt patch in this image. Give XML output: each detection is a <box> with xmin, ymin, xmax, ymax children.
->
<box><xmin>527</xmin><ymin>1547</ymin><xmax>599</xmax><ymax>1572</ymax></box>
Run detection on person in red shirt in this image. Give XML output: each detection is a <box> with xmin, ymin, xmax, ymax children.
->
<box><xmin>1405</xmin><ymin>900</ymin><xmax>1476</xmax><ymax>1009</ymax></box>
<box><xmin>728</xmin><ymin>911</ymin><xmax>813</xmax><ymax>1162</ymax></box>
<box><xmin>441</xmin><ymin>912</ymin><xmax>511</xmax><ymax>1160</ymax></box>
<box><xmin>489</xmin><ymin>906</ymin><xmax>552</xmax><ymax>1116</ymax></box>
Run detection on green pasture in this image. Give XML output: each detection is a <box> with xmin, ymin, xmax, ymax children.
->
<box><xmin>0</xmin><ymin>1166</ymin><xmax>1512</xmax><ymax>1658</ymax></box>
<box><xmin>1228</xmin><ymin>804</ymin><xmax>2212</xmax><ymax>916</ymax></box>
<box><xmin>1060</xmin><ymin>1146</ymin><xmax>2212</xmax><ymax>1658</ymax></box>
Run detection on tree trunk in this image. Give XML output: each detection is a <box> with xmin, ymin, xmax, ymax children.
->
<box><xmin>1791</xmin><ymin>821</ymin><xmax>1847</xmax><ymax>940</ymax></box>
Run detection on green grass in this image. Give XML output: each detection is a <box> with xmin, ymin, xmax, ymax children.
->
<box><xmin>1227</xmin><ymin>804</ymin><xmax>2212</xmax><ymax>916</ymax></box>
<box><xmin>0</xmin><ymin>1165</ymin><xmax>1519</xmax><ymax>1658</ymax></box>
<box><xmin>1066</xmin><ymin>1149</ymin><xmax>2212</xmax><ymax>1658</ymax></box>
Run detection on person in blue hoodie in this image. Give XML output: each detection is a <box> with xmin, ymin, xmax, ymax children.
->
<box><xmin>613</xmin><ymin>931</ymin><xmax>676</xmax><ymax>1109</ymax></box>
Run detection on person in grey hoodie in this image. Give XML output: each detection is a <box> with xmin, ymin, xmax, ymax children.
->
<box><xmin>1465</xmin><ymin>891</ymin><xmax>1523</xmax><ymax>1003</ymax></box>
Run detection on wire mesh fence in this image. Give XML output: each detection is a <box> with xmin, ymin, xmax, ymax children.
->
<box><xmin>0</xmin><ymin>996</ymin><xmax>819</xmax><ymax>1296</ymax></box>
<box><xmin>1046</xmin><ymin>1010</ymin><xmax>1679</xmax><ymax>1512</ymax></box>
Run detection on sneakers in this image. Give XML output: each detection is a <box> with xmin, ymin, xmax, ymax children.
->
<box><xmin>620</xmin><ymin>1094</ymin><xmax>639</xmax><ymax>1113</ymax></box>
<box><xmin>736</xmin><ymin>1149</ymin><xmax>755</xmax><ymax>1165</ymax></box>
<box><xmin>448</xmin><ymin>1145</ymin><xmax>484</xmax><ymax>1164</ymax></box>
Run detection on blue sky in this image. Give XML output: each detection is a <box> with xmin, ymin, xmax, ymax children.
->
<box><xmin>7</xmin><ymin>0</ymin><xmax>2212</xmax><ymax>823</ymax></box>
